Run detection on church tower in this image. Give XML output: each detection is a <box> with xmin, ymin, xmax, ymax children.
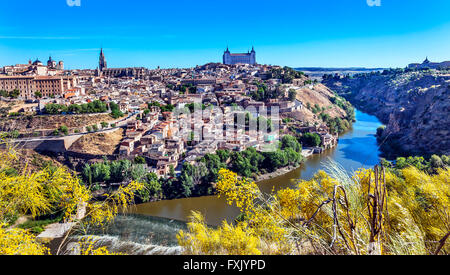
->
<box><xmin>223</xmin><ymin>46</ymin><xmax>231</xmax><ymax>65</ymax></box>
<box><xmin>99</xmin><ymin>48</ymin><xmax>107</xmax><ymax>71</ymax></box>
<box><xmin>250</xmin><ymin>46</ymin><xmax>256</xmax><ymax>65</ymax></box>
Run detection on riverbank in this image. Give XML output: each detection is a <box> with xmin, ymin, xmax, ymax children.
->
<box><xmin>128</xmin><ymin>109</ymin><xmax>383</xmax><ymax>225</ymax></box>
<box><xmin>254</xmin><ymin>164</ymin><xmax>301</xmax><ymax>182</ymax></box>
<box><xmin>254</xmin><ymin>148</ymin><xmax>319</xmax><ymax>182</ymax></box>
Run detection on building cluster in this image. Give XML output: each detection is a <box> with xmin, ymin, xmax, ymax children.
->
<box><xmin>296</xmin><ymin>124</ymin><xmax>338</xmax><ymax>150</ymax></box>
<box><xmin>0</xmin><ymin>56</ymin><xmax>79</xmax><ymax>100</ymax></box>
<box><xmin>1</xmin><ymin>48</ymin><xmax>338</xmax><ymax>178</ymax></box>
<box><xmin>408</xmin><ymin>58</ymin><xmax>450</xmax><ymax>70</ymax></box>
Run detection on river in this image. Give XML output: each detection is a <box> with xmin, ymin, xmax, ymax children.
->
<box><xmin>89</xmin><ymin>110</ymin><xmax>382</xmax><ymax>251</ymax></box>
<box><xmin>129</xmin><ymin>109</ymin><xmax>383</xmax><ymax>225</ymax></box>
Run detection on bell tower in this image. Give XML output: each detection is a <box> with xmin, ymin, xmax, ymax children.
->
<box><xmin>99</xmin><ymin>48</ymin><xmax>107</xmax><ymax>71</ymax></box>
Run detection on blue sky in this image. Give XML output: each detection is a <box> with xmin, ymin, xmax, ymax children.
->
<box><xmin>0</xmin><ymin>0</ymin><xmax>449</xmax><ymax>69</ymax></box>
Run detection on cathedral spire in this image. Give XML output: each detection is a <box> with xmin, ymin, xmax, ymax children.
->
<box><xmin>99</xmin><ymin>48</ymin><xmax>107</xmax><ymax>71</ymax></box>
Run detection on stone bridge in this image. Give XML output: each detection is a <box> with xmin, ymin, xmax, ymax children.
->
<box><xmin>9</xmin><ymin>134</ymin><xmax>84</xmax><ymax>153</ymax></box>
<box><xmin>8</xmin><ymin>126</ymin><xmax>128</xmax><ymax>153</ymax></box>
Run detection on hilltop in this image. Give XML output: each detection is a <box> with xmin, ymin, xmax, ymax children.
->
<box><xmin>296</xmin><ymin>67</ymin><xmax>386</xmax><ymax>81</ymax></box>
<box><xmin>287</xmin><ymin>83</ymin><xmax>351</xmax><ymax>124</ymax></box>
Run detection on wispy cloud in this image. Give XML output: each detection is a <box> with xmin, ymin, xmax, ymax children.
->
<box><xmin>0</xmin><ymin>36</ymin><xmax>80</xmax><ymax>40</ymax></box>
<box><xmin>0</xmin><ymin>34</ymin><xmax>178</xmax><ymax>41</ymax></box>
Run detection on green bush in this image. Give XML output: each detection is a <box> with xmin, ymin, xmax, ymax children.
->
<box><xmin>58</xmin><ymin>125</ymin><xmax>68</xmax><ymax>136</ymax></box>
<box><xmin>301</xmin><ymin>132</ymin><xmax>321</xmax><ymax>147</ymax></box>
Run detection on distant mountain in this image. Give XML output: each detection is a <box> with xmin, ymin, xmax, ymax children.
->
<box><xmin>295</xmin><ymin>67</ymin><xmax>387</xmax><ymax>80</ymax></box>
<box><xmin>295</xmin><ymin>67</ymin><xmax>386</xmax><ymax>72</ymax></box>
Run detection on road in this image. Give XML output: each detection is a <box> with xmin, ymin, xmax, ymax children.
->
<box><xmin>13</xmin><ymin>112</ymin><xmax>138</xmax><ymax>142</ymax></box>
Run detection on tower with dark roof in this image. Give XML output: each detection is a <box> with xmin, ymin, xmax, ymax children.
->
<box><xmin>47</xmin><ymin>56</ymin><xmax>57</xmax><ymax>69</ymax></box>
<box><xmin>99</xmin><ymin>48</ymin><xmax>107</xmax><ymax>71</ymax></box>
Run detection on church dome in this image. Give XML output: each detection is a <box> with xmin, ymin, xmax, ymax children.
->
<box><xmin>33</xmin><ymin>59</ymin><xmax>42</xmax><ymax>65</ymax></box>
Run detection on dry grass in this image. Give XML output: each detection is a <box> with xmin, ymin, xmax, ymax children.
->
<box><xmin>68</xmin><ymin>128</ymin><xmax>124</xmax><ymax>155</ymax></box>
<box><xmin>289</xmin><ymin>84</ymin><xmax>347</xmax><ymax>123</ymax></box>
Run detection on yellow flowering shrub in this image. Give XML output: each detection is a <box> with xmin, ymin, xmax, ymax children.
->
<box><xmin>275</xmin><ymin>188</ymin><xmax>301</xmax><ymax>219</ymax></box>
<box><xmin>0</xmin><ymin>139</ymin><xmax>145</xmax><ymax>255</ymax></box>
<box><xmin>391</xmin><ymin>167</ymin><xmax>449</xmax><ymax>253</ymax></box>
<box><xmin>177</xmin><ymin>211</ymin><xmax>261</xmax><ymax>255</ymax></box>
<box><xmin>76</xmin><ymin>237</ymin><xmax>124</xmax><ymax>255</ymax></box>
<box><xmin>216</xmin><ymin>168</ymin><xmax>259</xmax><ymax>214</ymax></box>
<box><xmin>179</xmin><ymin>166</ymin><xmax>450</xmax><ymax>255</ymax></box>
<box><xmin>180</xmin><ymin>169</ymin><xmax>294</xmax><ymax>255</ymax></box>
<box><xmin>0</xmin><ymin>225</ymin><xmax>49</xmax><ymax>255</ymax></box>
<box><xmin>88</xmin><ymin>180</ymin><xmax>145</xmax><ymax>227</ymax></box>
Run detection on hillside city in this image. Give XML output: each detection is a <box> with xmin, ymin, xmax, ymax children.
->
<box><xmin>0</xmin><ymin>48</ymin><xmax>351</xmax><ymax>182</ymax></box>
<box><xmin>0</xmin><ymin>47</ymin><xmax>448</xmax><ymax>257</ymax></box>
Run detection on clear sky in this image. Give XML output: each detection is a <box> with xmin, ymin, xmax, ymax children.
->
<box><xmin>0</xmin><ymin>0</ymin><xmax>449</xmax><ymax>69</ymax></box>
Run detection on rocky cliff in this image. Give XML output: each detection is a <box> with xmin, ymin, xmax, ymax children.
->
<box><xmin>323</xmin><ymin>69</ymin><xmax>450</xmax><ymax>158</ymax></box>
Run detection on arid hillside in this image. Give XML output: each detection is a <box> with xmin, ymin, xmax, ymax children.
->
<box><xmin>0</xmin><ymin>113</ymin><xmax>115</xmax><ymax>133</ymax></box>
<box><xmin>287</xmin><ymin>83</ymin><xmax>350</xmax><ymax>124</ymax></box>
<box><xmin>0</xmin><ymin>147</ymin><xmax>61</xmax><ymax>173</ymax></box>
<box><xmin>68</xmin><ymin>128</ymin><xmax>124</xmax><ymax>155</ymax></box>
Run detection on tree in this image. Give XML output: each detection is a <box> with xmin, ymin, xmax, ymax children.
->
<box><xmin>301</xmin><ymin>132</ymin><xmax>321</xmax><ymax>147</ymax></box>
<box><xmin>138</xmin><ymin>173</ymin><xmax>162</xmax><ymax>202</ymax></box>
<box><xmin>91</xmin><ymin>162</ymin><xmax>111</xmax><ymax>183</ymax></box>
<box><xmin>181</xmin><ymin>162</ymin><xmax>209</xmax><ymax>187</ymax></box>
<box><xmin>109</xmin><ymin>159</ymin><xmax>131</xmax><ymax>183</ymax></box>
<box><xmin>9</xmin><ymin>89</ymin><xmax>20</xmax><ymax>98</ymax></box>
<box><xmin>34</xmin><ymin>91</ymin><xmax>42</xmax><ymax>98</ymax></box>
<box><xmin>430</xmin><ymin>155</ymin><xmax>444</xmax><ymax>170</ymax></box>
<box><xmin>395</xmin><ymin>156</ymin><xmax>428</xmax><ymax>171</ymax></box>
<box><xmin>281</xmin><ymin>135</ymin><xmax>302</xmax><ymax>153</ymax></box>
<box><xmin>201</xmin><ymin>154</ymin><xmax>226</xmax><ymax>182</ymax></box>
<box><xmin>231</xmin><ymin>153</ymin><xmax>253</xmax><ymax>177</ymax></box>
<box><xmin>68</xmin><ymin>104</ymin><xmax>82</xmax><ymax>114</ymax></box>
<box><xmin>244</xmin><ymin>147</ymin><xmax>264</xmax><ymax>167</ymax></box>
<box><xmin>288</xmin><ymin>89</ymin><xmax>297</xmax><ymax>102</ymax></box>
<box><xmin>177</xmin><ymin>173</ymin><xmax>194</xmax><ymax>198</ymax></box>
<box><xmin>58</xmin><ymin>125</ymin><xmax>68</xmax><ymax>136</ymax></box>
<box><xmin>284</xmin><ymin>148</ymin><xmax>302</xmax><ymax>166</ymax></box>
<box><xmin>216</xmin><ymin>150</ymin><xmax>230</xmax><ymax>163</ymax></box>
<box><xmin>134</xmin><ymin>155</ymin><xmax>146</xmax><ymax>164</ymax></box>
<box><xmin>262</xmin><ymin>150</ymin><xmax>288</xmax><ymax>172</ymax></box>
<box><xmin>109</xmin><ymin>102</ymin><xmax>124</xmax><ymax>119</ymax></box>
<box><xmin>131</xmin><ymin>164</ymin><xmax>147</xmax><ymax>182</ymax></box>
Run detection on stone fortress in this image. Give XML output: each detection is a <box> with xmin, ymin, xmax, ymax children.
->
<box><xmin>223</xmin><ymin>47</ymin><xmax>256</xmax><ymax>65</ymax></box>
